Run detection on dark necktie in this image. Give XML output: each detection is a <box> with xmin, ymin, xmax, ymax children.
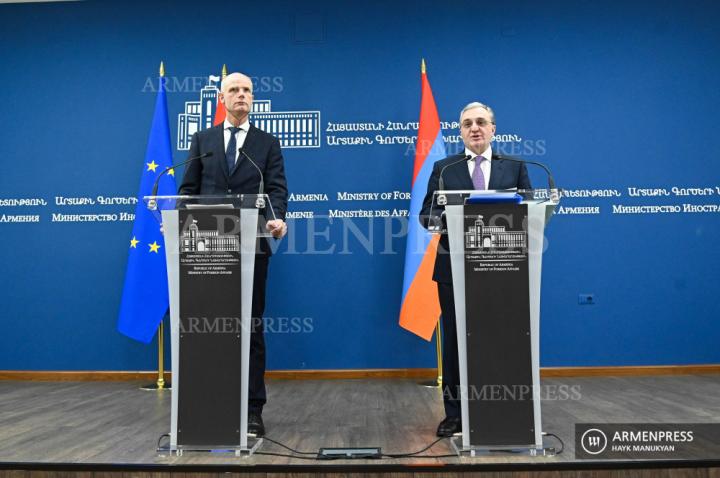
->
<box><xmin>226</xmin><ymin>126</ymin><xmax>241</xmax><ymax>173</ymax></box>
<box><xmin>472</xmin><ymin>156</ymin><xmax>486</xmax><ymax>190</ymax></box>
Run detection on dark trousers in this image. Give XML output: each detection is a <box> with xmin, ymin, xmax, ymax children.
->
<box><xmin>438</xmin><ymin>281</ymin><xmax>460</xmax><ymax>418</ymax></box>
<box><xmin>249</xmin><ymin>257</ymin><xmax>268</xmax><ymax>414</ymax></box>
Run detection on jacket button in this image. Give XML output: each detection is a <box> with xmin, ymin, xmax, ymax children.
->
<box><xmin>227</xmin><ymin>189</ymin><xmax>232</xmax><ymax>193</ymax></box>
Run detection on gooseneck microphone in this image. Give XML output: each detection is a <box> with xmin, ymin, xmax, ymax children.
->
<box><xmin>238</xmin><ymin>148</ymin><xmax>267</xmax><ymax>209</ymax></box>
<box><xmin>150</xmin><ymin>151</ymin><xmax>213</xmax><ymax>197</ymax></box>
<box><xmin>493</xmin><ymin>154</ymin><xmax>558</xmax><ymax>195</ymax></box>
<box><xmin>238</xmin><ymin>148</ymin><xmax>264</xmax><ymax>196</ymax></box>
<box><xmin>429</xmin><ymin>154</ymin><xmax>471</xmax><ymax>228</ymax></box>
<box><xmin>438</xmin><ymin>154</ymin><xmax>471</xmax><ymax>191</ymax></box>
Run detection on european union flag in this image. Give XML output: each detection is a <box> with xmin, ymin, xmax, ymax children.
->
<box><xmin>117</xmin><ymin>68</ymin><xmax>176</xmax><ymax>343</ymax></box>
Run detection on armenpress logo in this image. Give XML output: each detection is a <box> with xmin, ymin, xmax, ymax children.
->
<box><xmin>581</xmin><ymin>428</ymin><xmax>608</xmax><ymax>455</ymax></box>
<box><xmin>177</xmin><ymin>74</ymin><xmax>321</xmax><ymax>150</ymax></box>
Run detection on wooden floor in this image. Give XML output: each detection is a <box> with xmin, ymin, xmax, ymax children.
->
<box><xmin>0</xmin><ymin>375</ymin><xmax>719</xmax><ymax>471</ymax></box>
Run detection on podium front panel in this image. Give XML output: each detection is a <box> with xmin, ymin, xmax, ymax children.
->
<box><xmin>176</xmin><ymin>208</ymin><xmax>243</xmax><ymax>446</ymax></box>
<box><xmin>463</xmin><ymin>203</ymin><xmax>534</xmax><ymax>446</ymax></box>
<box><xmin>445</xmin><ymin>196</ymin><xmax>553</xmax><ymax>451</ymax></box>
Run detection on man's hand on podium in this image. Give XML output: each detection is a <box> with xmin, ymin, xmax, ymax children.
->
<box><xmin>266</xmin><ymin>219</ymin><xmax>287</xmax><ymax>238</ymax></box>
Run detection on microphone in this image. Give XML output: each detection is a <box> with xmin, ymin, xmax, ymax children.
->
<box><xmin>238</xmin><ymin>148</ymin><xmax>266</xmax><ymax>208</ymax></box>
<box><xmin>428</xmin><ymin>154</ymin><xmax>471</xmax><ymax>230</ymax></box>
<box><xmin>438</xmin><ymin>154</ymin><xmax>471</xmax><ymax>192</ymax></box>
<box><xmin>493</xmin><ymin>154</ymin><xmax>559</xmax><ymax>200</ymax></box>
<box><xmin>151</xmin><ymin>152</ymin><xmax>213</xmax><ymax>198</ymax></box>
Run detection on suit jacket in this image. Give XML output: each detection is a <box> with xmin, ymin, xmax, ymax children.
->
<box><xmin>419</xmin><ymin>152</ymin><xmax>531</xmax><ymax>283</ymax></box>
<box><xmin>178</xmin><ymin>123</ymin><xmax>289</xmax><ymax>256</ymax></box>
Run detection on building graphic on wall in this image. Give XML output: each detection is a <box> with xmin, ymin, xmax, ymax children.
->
<box><xmin>465</xmin><ymin>215</ymin><xmax>527</xmax><ymax>250</ymax></box>
<box><xmin>180</xmin><ymin>220</ymin><xmax>240</xmax><ymax>253</ymax></box>
<box><xmin>178</xmin><ymin>76</ymin><xmax>321</xmax><ymax>150</ymax></box>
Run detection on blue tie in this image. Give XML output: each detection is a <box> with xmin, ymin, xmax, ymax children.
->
<box><xmin>226</xmin><ymin>126</ymin><xmax>241</xmax><ymax>173</ymax></box>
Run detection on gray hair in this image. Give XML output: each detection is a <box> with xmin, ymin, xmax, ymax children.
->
<box><xmin>459</xmin><ymin>101</ymin><xmax>495</xmax><ymax>124</ymax></box>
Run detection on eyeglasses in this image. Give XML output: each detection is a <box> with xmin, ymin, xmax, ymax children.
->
<box><xmin>461</xmin><ymin>118</ymin><xmax>495</xmax><ymax>129</ymax></box>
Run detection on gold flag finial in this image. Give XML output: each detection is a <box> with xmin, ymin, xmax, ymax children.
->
<box><xmin>421</xmin><ymin>58</ymin><xmax>426</xmax><ymax>74</ymax></box>
<box><xmin>159</xmin><ymin>61</ymin><xmax>165</xmax><ymax>77</ymax></box>
<box><xmin>222</xmin><ymin>64</ymin><xmax>228</xmax><ymax>79</ymax></box>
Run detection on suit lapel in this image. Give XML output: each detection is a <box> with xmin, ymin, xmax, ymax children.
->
<box><xmin>488</xmin><ymin>153</ymin><xmax>505</xmax><ymax>190</ymax></box>
<box><xmin>448</xmin><ymin>155</ymin><xmax>474</xmax><ymax>190</ymax></box>
<box><xmin>237</xmin><ymin>125</ymin><xmax>257</xmax><ymax>169</ymax></box>
<box><xmin>228</xmin><ymin>124</ymin><xmax>258</xmax><ymax>177</ymax></box>
<box><xmin>212</xmin><ymin>125</ymin><xmax>230</xmax><ymax>180</ymax></box>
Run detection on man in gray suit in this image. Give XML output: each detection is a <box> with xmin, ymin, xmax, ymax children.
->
<box><xmin>420</xmin><ymin>102</ymin><xmax>531</xmax><ymax>437</ymax></box>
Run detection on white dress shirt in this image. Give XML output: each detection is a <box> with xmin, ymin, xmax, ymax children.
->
<box><xmin>466</xmin><ymin>145</ymin><xmax>492</xmax><ymax>190</ymax></box>
<box><xmin>223</xmin><ymin>118</ymin><xmax>250</xmax><ymax>165</ymax></box>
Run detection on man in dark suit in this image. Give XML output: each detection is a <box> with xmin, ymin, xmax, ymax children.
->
<box><xmin>178</xmin><ymin>72</ymin><xmax>288</xmax><ymax>437</ymax></box>
<box><xmin>420</xmin><ymin>102</ymin><xmax>531</xmax><ymax>437</ymax></box>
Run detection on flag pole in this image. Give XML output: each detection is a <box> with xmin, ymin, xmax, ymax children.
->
<box><xmin>434</xmin><ymin>320</ymin><xmax>443</xmax><ymax>387</ymax></box>
<box><xmin>419</xmin><ymin>321</ymin><xmax>442</xmax><ymax>388</ymax></box>
<box><xmin>410</xmin><ymin>59</ymin><xmax>442</xmax><ymax>388</ymax></box>
<box><xmin>140</xmin><ymin>321</ymin><xmax>170</xmax><ymax>390</ymax></box>
<box><xmin>139</xmin><ymin>61</ymin><xmax>171</xmax><ymax>392</ymax></box>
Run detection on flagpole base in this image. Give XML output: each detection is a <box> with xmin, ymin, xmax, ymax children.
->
<box><xmin>417</xmin><ymin>377</ymin><xmax>442</xmax><ymax>388</ymax></box>
<box><xmin>140</xmin><ymin>378</ymin><xmax>171</xmax><ymax>391</ymax></box>
<box><xmin>140</xmin><ymin>383</ymin><xmax>171</xmax><ymax>391</ymax></box>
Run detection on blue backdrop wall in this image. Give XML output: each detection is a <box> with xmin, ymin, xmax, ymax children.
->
<box><xmin>1</xmin><ymin>0</ymin><xmax>719</xmax><ymax>371</ymax></box>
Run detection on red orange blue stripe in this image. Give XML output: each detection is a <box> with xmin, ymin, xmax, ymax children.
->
<box><xmin>399</xmin><ymin>61</ymin><xmax>447</xmax><ymax>340</ymax></box>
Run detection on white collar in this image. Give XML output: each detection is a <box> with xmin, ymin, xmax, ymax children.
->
<box><xmin>224</xmin><ymin>118</ymin><xmax>250</xmax><ymax>131</ymax></box>
<box><xmin>465</xmin><ymin>145</ymin><xmax>492</xmax><ymax>162</ymax></box>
